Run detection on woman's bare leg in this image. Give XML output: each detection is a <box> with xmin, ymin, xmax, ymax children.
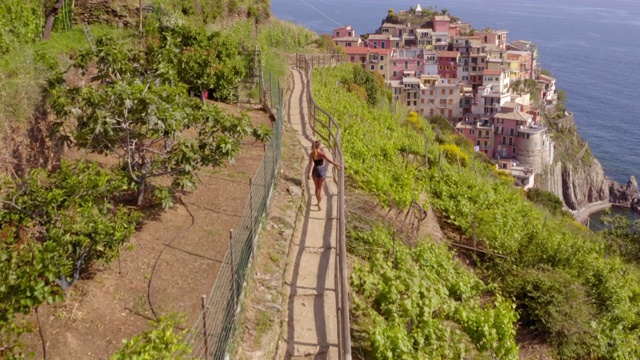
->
<box><xmin>317</xmin><ymin>177</ymin><xmax>326</xmax><ymax>210</ymax></box>
<box><xmin>313</xmin><ymin>177</ymin><xmax>322</xmax><ymax>208</ymax></box>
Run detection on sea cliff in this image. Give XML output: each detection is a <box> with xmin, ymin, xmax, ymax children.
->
<box><xmin>541</xmin><ymin>111</ymin><xmax>637</xmax><ymax>212</ymax></box>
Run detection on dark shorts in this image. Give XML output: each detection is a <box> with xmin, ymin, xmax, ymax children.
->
<box><xmin>312</xmin><ymin>165</ymin><xmax>327</xmax><ymax>179</ymax></box>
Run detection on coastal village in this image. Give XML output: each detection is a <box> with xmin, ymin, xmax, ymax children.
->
<box><xmin>331</xmin><ymin>4</ymin><xmax>558</xmax><ymax>188</ymax></box>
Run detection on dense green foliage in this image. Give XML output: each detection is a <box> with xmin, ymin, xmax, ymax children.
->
<box><xmin>49</xmin><ymin>25</ymin><xmax>253</xmax><ymax>206</ymax></box>
<box><xmin>350</xmin><ymin>226</ymin><xmax>519</xmax><ymax>359</ymax></box>
<box><xmin>600</xmin><ymin>215</ymin><xmax>640</xmax><ymax>262</ymax></box>
<box><xmin>0</xmin><ymin>161</ymin><xmax>140</xmax><ymax>358</ymax></box>
<box><xmin>0</xmin><ymin>0</ymin><xmax>42</xmax><ymax>54</ymax></box>
<box><xmin>111</xmin><ymin>315</ymin><xmax>189</xmax><ymax>359</ymax></box>
<box><xmin>148</xmin><ymin>24</ymin><xmax>247</xmax><ymax>102</ymax></box>
<box><xmin>313</xmin><ymin>63</ymin><xmax>640</xmax><ymax>359</ymax></box>
<box><xmin>526</xmin><ymin>188</ymin><xmax>572</xmax><ymax>218</ymax></box>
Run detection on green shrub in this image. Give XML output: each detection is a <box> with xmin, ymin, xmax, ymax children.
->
<box><xmin>502</xmin><ymin>267</ymin><xmax>599</xmax><ymax>359</ymax></box>
<box><xmin>441</xmin><ymin>143</ymin><xmax>468</xmax><ymax>167</ymax></box>
<box><xmin>111</xmin><ymin>315</ymin><xmax>189</xmax><ymax>359</ymax></box>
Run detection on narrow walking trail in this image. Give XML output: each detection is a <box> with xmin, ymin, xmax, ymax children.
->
<box><xmin>277</xmin><ymin>67</ymin><xmax>339</xmax><ymax>359</ymax></box>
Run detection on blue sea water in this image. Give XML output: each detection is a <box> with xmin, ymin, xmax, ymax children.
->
<box><xmin>272</xmin><ymin>0</ymin><xmax>640</xmax><ymax>183</ymax></box>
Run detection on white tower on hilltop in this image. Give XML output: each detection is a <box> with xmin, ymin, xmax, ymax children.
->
<box><xmin>416</xmin><ymin>4</ymin><xmax>422</xmax><ymax>12</ymax></box>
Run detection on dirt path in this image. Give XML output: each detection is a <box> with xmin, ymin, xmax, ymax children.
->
<box><xmin>275</xmin><ymin>67</ymin><xmax>340</xmax><ymax>359</ymax></box>
<box><xmin>21</xmin><ymin>103</ymin><xmax>272</xmax><ymax>359</ymax></box>
<box><xmin>232</xmin><ymin>66</ymin><xmax>341</xmax><ymax>360</ymax></box>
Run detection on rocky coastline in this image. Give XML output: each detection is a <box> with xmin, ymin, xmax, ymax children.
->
<box><xmin>542</xmin><ymin>112</ymin><xmax>639</xmax><ymax>219</ymax></box>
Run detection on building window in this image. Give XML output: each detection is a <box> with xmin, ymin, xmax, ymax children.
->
<box><xmin>393</xmin><ymin>71</ymin><xmax>397</xmax><ymax>77</ymax></box>
<box><xmin>336</xmin><ymin>32</ymin><xmax>340</xmax><ymax>37</ymax></box>
<box><xmin>441</xmin><ymin>89</ymin><xmax>446</xmax><ymax>95</ymax></box>
<box><xmin>346</xmin><ymin>43</ymin><xmax>352</xmax><ymax>47</ymax></box>
<box><xmin>374</xmin><ymin>41</ymin><xmax>378</xmax><ymax>48</ymax></box>
<box><xmin>404</xmin><ymin>61</ymin><xmax>408</xmax><ymax>69</ymax></box>
<box><xmin>421</xmin><ymin>99</ymin><xmax>424</xmax><ymax>104</ymax></box>
<box><xmin>414</xmin><ymin>101</ymin><xmax>417</xmax><ymax>106</ymax></box>
<box><xmin>371</xmin><ymin>65</ymin><xmax>375</xmax><ymax>70</ymax></box>
<box><xmin>381</xmin><ymin>42</ymin><xmax>385</xmax><ymax>49</ymax></box>
<box><xmin>448</xmin><ymin>109</ymin><xmax>452</xmax><ymax>117</ymax></box>
<box><xmin>380</xmin><ymin>65</ymin><xmax>384</xmax><ymax>70</ymax></box>
<box><xmin>407</xmin><ymin>101</ymin><xmax>411</xmax><ymax>106</ymax></box>
<box><xmin>440</xmin><ymin>99</ymin><xmax>447</xmax><ymax>106</ymax></box>
<box><xmin>476</xmin><ymin>140</ymin><xmax>480</xmax><ymax>146</ymax></box>
<box><xmin>430</xmin><ymin>90</ymin><xmax>434</xmax><ymax>95</ymax></box>
<box><xmin>380</xmin><ymin>55</ymin><xmax>384</xmax><ymax>61</ymax></box>
<box><xmin>508</xmin><ymin>138</ymin><xmax>513</xmax><ymax>145</ymax></box>
<box><xmin>429</xmin><ymin>109</ymin><xmax>434</xmax><ymax>115</ymax></box>
<box><xmin>510</xmin><ymin>128</ymin><xmax>514</xmax><ymax>136</ymax></box>
<box><xmin>513</xmin><ymin>147</ymin><xmax>517</xmax><ymax>154</ymax></box>
<box><xmin>484</xmin><ymin>141</ymin><xmax>488</xmax><ymax>147</ymax></box>
<box><xmin>470</xmin><ymin>129</ymin><xmax>475</xmax><ymax>135</ymax></box>
<box><xmin>449</xmin><ymin>89</ymin><xmax>453</xmax><ymax>95</ymax></box>
<box><xmin>439</xmin><ymin>65</ymin><xmax>443</xmax><ymax>70</ymax></box>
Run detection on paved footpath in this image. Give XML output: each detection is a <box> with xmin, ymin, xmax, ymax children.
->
<box><xmin>277</xmin><ymin>67</ymin><xmax>339</xmax><ymax>359</ymax></box>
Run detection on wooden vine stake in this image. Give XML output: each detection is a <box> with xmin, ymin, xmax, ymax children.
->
<box><xmin>425</xmin><ymin>139</ymin><xmax>429</xmax><ymax>169</ymax></box>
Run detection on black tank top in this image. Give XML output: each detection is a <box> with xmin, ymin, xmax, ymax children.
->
<box><xmin>313</xmin><ymin>158</ymin><xmax>324</xmax><ymax>167</ymax></box>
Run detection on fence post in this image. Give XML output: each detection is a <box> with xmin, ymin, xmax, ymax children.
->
<box><xmin>269</xmin><ymin>72</ymin><xmax>273</xmax><ymax>111</ymax></box>
<box><xmin>249</xmin><ymin>178</ymin><xmax>254</xmax><ymax>249</ymax></box>
<box><xmin>201</xmin><ymin>295</ymin><xmax>210</xmax><ymax>357</ymax></box>
<box><xmin>229</xmin><ymin>229</ymin><xmax>236</xmax><ymax>302</ymax></box>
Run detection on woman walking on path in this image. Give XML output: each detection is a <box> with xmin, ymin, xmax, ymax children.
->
<box><xmin>308</xmin><ymin>140</ymin><xmax>342</xmax><ymax>210</ymax></box>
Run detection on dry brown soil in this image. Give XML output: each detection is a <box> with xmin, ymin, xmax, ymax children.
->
<box><xmin>20</xmin><ymin>102</ymin><xmax>272</xmax><ymax>359</ymax></box>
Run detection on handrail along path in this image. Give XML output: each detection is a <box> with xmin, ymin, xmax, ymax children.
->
<box><xmin>296</xmin><ymin>53</ymin><xmax>351</xmax><ymax>360</ymax></box>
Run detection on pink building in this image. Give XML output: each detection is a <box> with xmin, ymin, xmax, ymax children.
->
<box><xmin>473</xmin><ymin>29</ymin><xmax>509</xmax><ymax>50</ymax></box>
<box><xmin>437</xmin><ymin>51</ymin><xmax>460</xmax><ymax>80</ymax></box>
<box><xmin>333</xmin><ymin>26</ymin><xmax>355</xmax><ymax>38</ymax></box>
<box><xmin>365</xmin><ymin>34</ymin><xmax>392</xmax><ymax>50</ymax></box>
<box><xmin>492</xmin><ymin>111</ymin><xmax>533</xmax><ymax>158</ymax></box>
<box><xmin>389</xmin><ymin>48</ymin><xmax>424</xmax><ymax>80</ymax></box>
<box><xmin>433</xmin><ymin>15</ymin><xmax>450</xmax><ymax>33</ymax></box>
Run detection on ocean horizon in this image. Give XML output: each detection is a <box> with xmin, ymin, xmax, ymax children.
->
<box><xmin>272</xmin><ymin>0</ymin><xmax>640</xmax><ymax>184</ymax></box>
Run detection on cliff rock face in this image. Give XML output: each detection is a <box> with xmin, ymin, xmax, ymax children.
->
<box><xmin>544</xmin><ymin>158</ymin><xmax>609</xmax><ymax>210</ymax></box>
<box><xmin>609</xmin><ymin>176</ymin><xmax>639</xmax><ymax>206</ymax></box>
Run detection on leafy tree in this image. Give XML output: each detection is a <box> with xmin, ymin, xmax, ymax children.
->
<box><xmin>349</xmin><ymin>65</ymin><xmax>382</xmax><ymax>106</ymax></box>
<box><xmin>49</xmin><ymin>36</ymin><xmax>253</xmax><ymax>206</ymax></box>
<box><xmin>1</xmin><ymin>160</ymin><xmax>140</xmax><ymax>356</ymax></box>
<box><xmin>148</xmin><ymin>24</ymin><xmax>246</xmax><ymax>103</ymax></box>
<box><xmin>43</xmin><ymin>0</ymin><xmax>65</xmax><ymax>40</ymax></box>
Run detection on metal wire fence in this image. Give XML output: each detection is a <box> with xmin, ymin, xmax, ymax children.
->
<box><xmin>185</xmin><ymin>74</ymin><xmax>284</xmax><ymax>359</ymax></box>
